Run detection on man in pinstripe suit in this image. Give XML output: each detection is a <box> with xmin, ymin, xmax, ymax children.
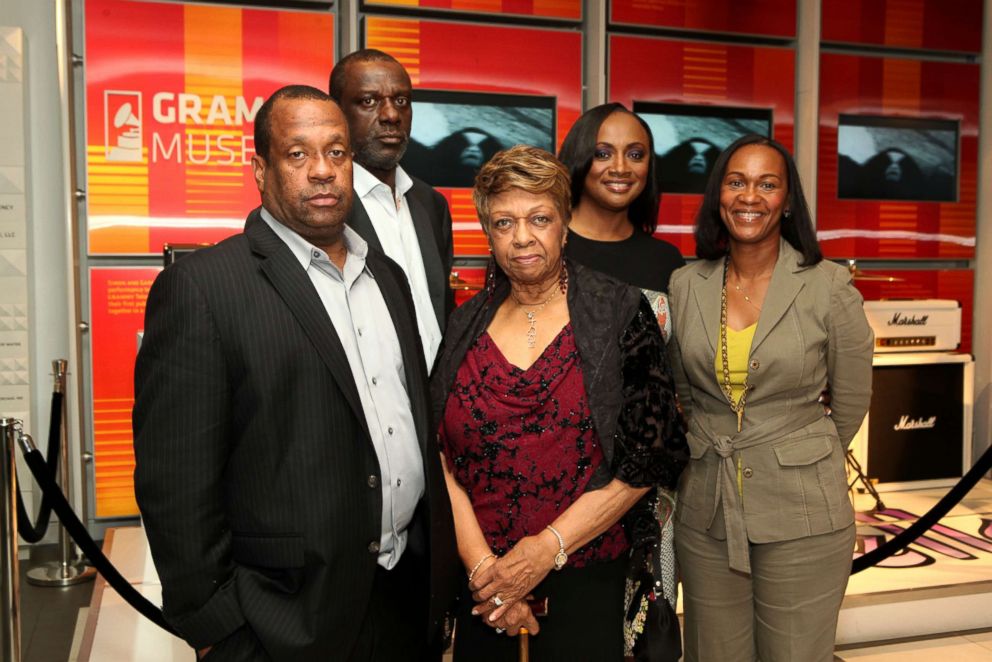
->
<box><xmin>133</xmin><ymin>85</ymin><xmax>457</xmax><ymax>662</ymax></box>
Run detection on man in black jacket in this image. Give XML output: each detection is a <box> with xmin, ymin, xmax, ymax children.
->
<box><xmin>330</xmin><ymin>50</ymin><xmax>454</xmax><ymax>369</ymax></box>
<box><xmin>133</xmin><ymin>85</ymin><xmax>457</xmax><ymax>662</ymax></box>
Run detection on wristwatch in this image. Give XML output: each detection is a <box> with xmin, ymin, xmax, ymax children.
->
<box><xmin>546</xmin><ymin>525</ymin><xmax>567</xmax><ymax>571</ymax></box>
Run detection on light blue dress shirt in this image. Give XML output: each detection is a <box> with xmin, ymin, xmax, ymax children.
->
<box><xmin>261</xmin><ymin>208</ymin><xmax>425</xmax><ymax>570</ymax></box>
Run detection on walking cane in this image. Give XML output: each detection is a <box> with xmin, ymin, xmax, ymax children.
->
<box><xmin>518</xmin><ymin>597</ymin><xmax>548</xmax><ymax>662</ymax></box>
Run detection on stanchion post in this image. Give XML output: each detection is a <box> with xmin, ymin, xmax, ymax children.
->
<box><xmin>26</xmin><ymin>360</ymin><xmax>95</xmax><ymax>587</ymax></box>
<box><xmin>0</xmin><ymin>417</ymin><xmax>23</xmax><ymax>662</ymax></box>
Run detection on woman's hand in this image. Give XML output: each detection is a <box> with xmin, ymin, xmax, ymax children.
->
<box><xmin>488</xmin><ymin>598</ymin><xmax>540</xmax><ymax>636</ymax></box>
<box><xmin>469</xmin><ymin>532</ymin><xmax>557</xmax><ymax>622</ymax></box>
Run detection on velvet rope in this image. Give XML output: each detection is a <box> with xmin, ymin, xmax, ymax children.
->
<box><xmin>19</xmin><ymin>445</ymin><xmax>179</xmax><ymax>636</ymax></box>
<box><xmin>852</xmin><ymin>441</ymin><xmax>992</xmax><ymax>574</ymax></box>
<box><xmin>15</xmin><ymin>391</ymin><xmax>62</xmax><ymax>543</ymax></box>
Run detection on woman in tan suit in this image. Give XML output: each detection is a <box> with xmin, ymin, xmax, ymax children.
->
<box><xmin>668</xmin><ymin>135</ymin><xmax>874</xmax><ymax>661</ymax></box>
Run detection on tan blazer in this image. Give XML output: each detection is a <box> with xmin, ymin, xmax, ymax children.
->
<box><xmin>668</xmin><ymin>239</ymin><xmax>873</xmax><ymax>573</ymax></box>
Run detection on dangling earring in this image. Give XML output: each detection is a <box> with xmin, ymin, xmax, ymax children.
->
<box><xmin>783</xmin><ymin>209</ymin><xmax>792</xmax><ymax>219</ymax></box>
<box><xmin>559</xmin><ymin>255</ymin><xmax>569</xmax><ymax>293</ymax></box>
<box><xmin>486</xmin><ymin>253</ymin><xmax>497</xmax><ymax>299</ymax></box>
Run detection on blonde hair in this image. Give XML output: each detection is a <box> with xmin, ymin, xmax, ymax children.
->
<box><xmin>473</xmin><ymin>145</ymin><xmax>572</xmax><ymax>234</ymax></box>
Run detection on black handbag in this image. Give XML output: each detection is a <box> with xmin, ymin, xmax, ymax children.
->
<box><xmin>623</xmin><ymin>491</ymin><xmax>681</xmax><ymax>662</ymax></box>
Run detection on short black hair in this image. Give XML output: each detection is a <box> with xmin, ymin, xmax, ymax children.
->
<box><xmin>328</xmin><ymin>49</ymin><xmax>404</xmax><ymax>102</ymax></box>
<box><xmin>557</xmin><ymin>102</ymin><xmax>661</xmax><ymax>234</ymax></box>
<box><xmin>253</xmin><ymin>85</ymin><xmax>333</xmax><ymax>161</ymax></box>
<box><xmin>693</xmin><ymin>134</ymin><xmax>822</xmax><ymax>266</ymax></box>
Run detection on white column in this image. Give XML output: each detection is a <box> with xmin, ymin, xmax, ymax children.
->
<box><xmin>582</xmin><ymin>0</ymin><xmax>607</xmax><ymax>110</ymax></box>
<box><xmin>972</xmin><ymin>0</ymin><xmax>992</xmax><ymax>469</ymax></box>
<box><xmin>794</xmin><ymin>0</ymin><xmax>821</xmax><ymax>220</ymax></box>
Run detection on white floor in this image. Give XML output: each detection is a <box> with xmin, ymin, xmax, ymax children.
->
<box><xmin>837</xmin><ymin>630</ymin><xmax>992</xmax><ymax>661</ymax></box>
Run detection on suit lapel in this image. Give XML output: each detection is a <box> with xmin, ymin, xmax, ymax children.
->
<box><xmin>750</xmin><ymin>240</ymin><xmax>805</xmax><ymax>355</ymax></box>
<box><xmin>245</xmin><ymin>212</ymin><xmax>370</xmax><ymax>439</ymax></box>
<box><xmin>691</xmin><ymin>259</ymin><xmax>724</xmax><ymax>358</ymax></box>
<box><xmin>346</xmin><ymin>198</ymin><xmax>385</xmax><ymax>254</ymax></box>
<box><xmin>406</xmin><ymin>186</ymin><xmax>445</xmax><ymax>329</ymax></box>
<box><xmin>366</xmin><ymin>252</ymin><xmax>430</xmax><ymax>454</ymax></box>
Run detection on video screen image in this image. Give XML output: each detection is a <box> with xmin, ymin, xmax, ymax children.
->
<box><xmin>633</xmin><ymin>102</ymin><xmax>773</xmax><ymax>194</ymax></box>
<box><xmin>837</xmin><ymin>115</ymin><xmax>958</xmax><ymax>202</ymax></box>
<box><xmin>402</xmin><ymin>90</ymin><xmax>556</xmax><ymax>188</ymax></box>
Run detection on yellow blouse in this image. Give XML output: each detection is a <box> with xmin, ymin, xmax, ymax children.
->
<box><xmin>714</xmin><ymin>323</ymin><xmax>756</xmax><ymax>405</ymax></box>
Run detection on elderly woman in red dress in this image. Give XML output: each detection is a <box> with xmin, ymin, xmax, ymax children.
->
<box><xmin>430</xmin><ymin>145</ymin><xmax>688</xmax><ymax>661</ymax></box>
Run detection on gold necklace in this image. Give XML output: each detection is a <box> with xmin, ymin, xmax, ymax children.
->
<box><xmin>720</xmin><ymin>256</ymin><xmax>749</xmax><ymax>432</ymax></box>
<box><xmin>511</xmin><ymin>286</ymin><xmax>560</xmax><ymax>348</ymax></box>
<box><xmin>729</xmin><ymin>268</ymin><xmax>766</xmax><ymax>312</ymax></box>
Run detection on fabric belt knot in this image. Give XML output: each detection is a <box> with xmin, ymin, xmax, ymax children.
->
<box><xmin>689</xmin><ymin>406</ymin><xmax>827</xmax><ymax>577</ymax></box>
<box><xmin>713</xmin><ymin>436</ymin><xmax>734</xmax><ymax>458</ymax></box>
<box><xmin>713</xmin><ymin>434</ymin><xmax>750</xmax><ymax>574</ymax></box>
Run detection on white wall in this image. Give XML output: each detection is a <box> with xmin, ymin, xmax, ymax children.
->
<box><xmin>0</xmin><ymin>0</ymin><xmax>75</xmax><ymax>540</ymax></box>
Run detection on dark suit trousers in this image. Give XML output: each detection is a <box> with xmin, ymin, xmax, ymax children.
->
<box><xmin>350</xmin><ymin>550</ymin><xmax>434</xmax><ymax>662</ymax></box>
<box><xmin>199</xmin><ymin>551</ymin><xmax>432</xmax><ymax>662</ymax></box>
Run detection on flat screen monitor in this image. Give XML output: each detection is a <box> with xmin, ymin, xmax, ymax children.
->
<box><xmin>633</xmin><ymin>101</ymin><xmax>773</xmax><ymax>194</ymax></box>
<box><xmin>836</xmin><ymin>114</ymin><xmax>958</xmax><ymax>202</ymax></box>
<box><xmin>402</xmin><ymin>89</ymin><xmax>557</xmax><ymax>188</ymax></box>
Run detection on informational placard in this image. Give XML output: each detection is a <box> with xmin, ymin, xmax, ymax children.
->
<box><xmin>364</xmin><ymin>0</ymin><xmax>581</xmax><ymax>20</ymax></box>
<box><xmin>0</xmin><ymin>27</ymin><xmax>28</xmax><ymax>422</ymax></box>
<box><xmin>89</xmin><ymin>267</ymin><xmax>160</xmax><ymax>518</ymax></box>
<box><xmin>817</xmin><ymin>54</ymin><xmax>979</xmax><ymax>259</ymax></box>
<box><xmin>366</xmin><ymin>17</ymin><xmax>582</xmax><ymax>257</ymax></box>
<box><xmin>84</xmin><ymin>0</ymin><xmax>334</xmax><ymax>255</ymax></box>
<box><xmin>609</xmin><ymin>35</ymin><xmax>796</xmax><ymax>256</ymax></box>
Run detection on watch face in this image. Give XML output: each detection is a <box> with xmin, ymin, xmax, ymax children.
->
<box><xmin>554</xmin><ymin>551</ymin><xmax>568</xmax><ymax>570</ymax></box>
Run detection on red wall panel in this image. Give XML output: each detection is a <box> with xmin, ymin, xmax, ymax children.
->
<box><xmin>365</xmin><ymin>0</ymin><xmax>581</xmax><ymax>20</ymax></box>
<box><xmin>817</xmin><ymin>54</ymin><xmax>978</xmax><ymax>259</ymax></box>
<box><xmin>611</xmin><ymin>0</ymin><xmax>796</xmax><ymax>38</ymax></box>
<box><xmin>822</xmin><ymin>0</ymin><xmax>982</xmax><ymax>53</ymax></box>
<box><xmin>609</xmin><ymin>35</ymin><xmax>796</xmax><ymax>256</ymax></box>
<box><xmin>366</xmin><ymin>17</ymin><xmax>582</xmax><ymax>257</ymax></box>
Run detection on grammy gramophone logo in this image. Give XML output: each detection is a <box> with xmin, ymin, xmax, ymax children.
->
<box><xmin>104</xmin><ymin>90</ymin><xmax>143</xmax><ymax>162</ymax></box>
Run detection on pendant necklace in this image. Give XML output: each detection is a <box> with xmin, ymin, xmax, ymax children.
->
<box><xmin>730</xmin><ymin>268</ymin><xmax>764</xmax><ymax>312</ymax></box>
<box><xmin>511</xmin><ymin>286</ymin><xmax>560</xmax><ymax>349</ymax></box>
<box><xmin>720</xmin><ymin>256</ymin><xmax>749</xmax><ymax>432</ymax></box>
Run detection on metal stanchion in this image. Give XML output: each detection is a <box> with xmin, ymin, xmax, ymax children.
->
<box><xmin>26</xmin><ymin>360</ymin><xmax>95</xmax><ymax>587</ymax></box>
<box><xmin>1</xmin><ymin>417</ymin><xmax>23</xmax><ymax>662</ymax></box>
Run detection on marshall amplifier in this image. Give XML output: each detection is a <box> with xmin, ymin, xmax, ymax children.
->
<box><xmin>863</xmin><ymin>299</ymin><xmax>961</xmax><ymax>352</ymax></box>
<box><xmin>849</xmin><ymin>352</ymin><xmax>974</xmax><ymax>491</ymax></box>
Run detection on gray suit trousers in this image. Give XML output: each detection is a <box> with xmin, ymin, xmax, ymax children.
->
<box><xmin>677</xmin><ymin>522</ymin><xmax>855</xmax><ymax>662</ymax></box>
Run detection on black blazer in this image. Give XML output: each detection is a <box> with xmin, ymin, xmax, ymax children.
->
<box><xmin>347</xmin><ymin>175</ymin><xmax>455</xmax><ymax>331</ymax></box>
<box><xmin>133</xmin><ymin>209</ymin><xmax>458</xmax><ymax>661</ymax></box>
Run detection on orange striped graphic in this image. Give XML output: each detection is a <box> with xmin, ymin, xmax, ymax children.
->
<box><xmin>683</xmin><ymin>44</ymin><xmax>728</xmax><ymax>100</ymax></box>
<box><xmin>183</xmin><ymin>6</ymin><xmax>245</xmax><ymax>217</ymax></box>
<box><xmin>86</xmin><ymin>150</ymin><xmax>151</xmax><ymax>254</ymax></box>
<box><xmin>884</xmin><ymin>0</ymin><xmax>925</xmax><ymax>48</ymax></box>
<box><xmin>367</xmin><ymin>18</ymin><xmax>422</xmax><ymax>85</ymax></box>
<box><xmin>881</xmin><ymin>58</ymin><xmax>921</xmax><ymax>113</ymax></box>
<box><xmin>449</xmin><ymin>190</ymin><xmax>489</xmax><ymax>255</ymax></box>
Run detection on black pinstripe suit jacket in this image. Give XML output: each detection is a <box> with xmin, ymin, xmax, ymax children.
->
<box><xmin>133</xmin><ymin>208</ymin><xmax>458</xmax><ymax>660</ymax></box>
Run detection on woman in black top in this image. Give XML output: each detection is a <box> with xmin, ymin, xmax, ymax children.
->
<box><xmin>559</xmin><ymin>103</ymin><xmax>684</xmax><ymax>341</ymax></box>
